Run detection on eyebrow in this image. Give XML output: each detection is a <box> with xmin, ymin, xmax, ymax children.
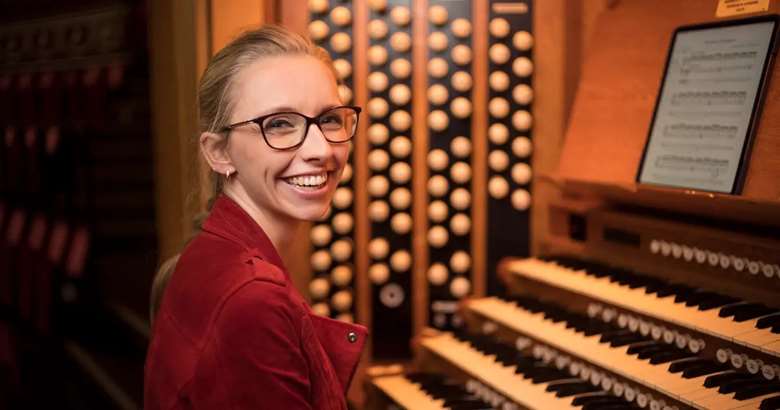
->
<box><xmin>252</xmin><ymin>104</ymin><xmax>342</xmax><ymax>119</ymax></box>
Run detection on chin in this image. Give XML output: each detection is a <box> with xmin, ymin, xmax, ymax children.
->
<box><xmin>289</xmin><ymin>203</ymin><xmax>332</xmax><ymax>222</ymax></box>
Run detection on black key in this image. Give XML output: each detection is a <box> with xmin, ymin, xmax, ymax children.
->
<box><xmin>733</xmin><ymin>305</ymin><xmax>778</xmax><ymax>322</ymax></box>
<box><xmin>698</xmin><ymin>295</ymin><xmax>740</xmax><ymax>311</ymax></box>
<box><xmin>626</xmin><ymin>341</ymin><xmax>662</xmax><ymax>355</ymax></box>
<box><xmin>668</xmin><ymin>358</ymin><xmax>711</xmax><ymax>373</ymax></box>
<box><xmin>718</xmin><ymin>377</ymin><xmax>767</xmax><ymax>394</ymax></box>
<box><xmin>636</xmin><ymin>344</ymin><xmax>672</xmax><ymax>359</ymax></box>
<box><xmin>648</xmin><ymin>349</ymin><xmax>695</xmax><ymax>365</ymax></box>
<box><xmin>756</xmin><ymin>313</ymin><xmax>780</xmax><ymax>329</ymax></box>
<box><xmin>760</xmin><ymin>395</ymin><xmax>780</xmax><ymax>409</ymax></box>
<box><xmin>547</xmin><ymin>381</ymin><xmax>602</xmax><ymax>397</ymax></box>
<box><xmin>599</xmin><ymin>329</ymin><xmax>634</xmax><ymax>344</ymax></box>
<box><xmin>571</xmin><ymin>393</ymin><xmax>611</xmax><ymax>406</ymax></box>
<box><xmin>719</xmin><ymin>302</ymin><xmax>760</xmax><ymax>319</ymax></box>
<box><xmin>609</xmin><ymin>334</ymin><xmax>648</xmax><ymax>347</ymax></box>
<box><xmin>704</xmin><ymin>371</ymin><xmax>753</xmax><ymax>388</ymax></box>
<box><xmin>734</xmin><ymin>384</ymin><xmax>780</xmax><ymax>400</ymax></box>
<box><xmin>582</xmin><ymin>402</ymin><xmax>634</xmax><ymax>410</ymax></box>
<box><xmin>682</xmin><ymin>363</ymin><xmax>730</xmax><ymax>379</ymax></box>
<box><xmin>773</xmin><ymin>324</ymin><xmax>780</xmax><ymax>335</ymax></box>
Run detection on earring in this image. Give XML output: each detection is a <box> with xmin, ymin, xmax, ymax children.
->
<box><xmin>225</xmin><ymin>169</ymin><xmax>233</xmax><ymax>181</ymax></box>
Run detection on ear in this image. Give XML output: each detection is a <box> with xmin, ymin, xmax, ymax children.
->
<box><xmin>199</xmin><ymin>131</ymin><xmax>233</xmax><ymax>175</ymax></box>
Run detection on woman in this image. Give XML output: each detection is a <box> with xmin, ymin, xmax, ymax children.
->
<box><xmin>145</xmin><ymin>26</ymin><xmax>366</xmax><ymax>409</ymax></box>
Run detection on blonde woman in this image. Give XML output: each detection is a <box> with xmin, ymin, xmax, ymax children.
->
<box><xmin>145</xmin><ymin>26</ymin><xmax>366</xmax><ymax>409</ymax></box>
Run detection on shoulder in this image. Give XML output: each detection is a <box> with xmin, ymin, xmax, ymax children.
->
<box><xmin>215</xmin><ymin>279</ymin><xmax>305</xmax><ymax>337</ymax></box>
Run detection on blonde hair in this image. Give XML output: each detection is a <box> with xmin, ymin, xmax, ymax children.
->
<box><xmin>149</xmin><ymin>25</ymin><xmax>336</xmax><ymax>325</ymax></box>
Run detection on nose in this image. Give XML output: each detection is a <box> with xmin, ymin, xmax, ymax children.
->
<box><xmin>298</xmin><ymin>122</ymin><xmax>335</xmax><ymax>162</ymax></box>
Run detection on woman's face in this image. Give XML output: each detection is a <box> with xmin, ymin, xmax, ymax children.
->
<box><xmin>225</xmin><ymin>54</ymin><xmax>349</xmax><ymax>222</ymax></box>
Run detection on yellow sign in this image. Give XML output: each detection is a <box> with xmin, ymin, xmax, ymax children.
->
<box><xmin>716</xmin><ymin>0</ymin><xmax>770</xmax><ymax>17</ymax></box>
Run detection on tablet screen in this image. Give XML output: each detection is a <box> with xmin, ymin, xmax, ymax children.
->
<box><xmin>637</xmin><ymin>17</ymin><xmax>777</xmax><ymax>194</ymax></box>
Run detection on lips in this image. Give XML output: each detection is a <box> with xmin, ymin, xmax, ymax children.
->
<box><xmin>282</xmin><ymin>172</ymin><xmax>329</xmax><ymax>189</ymax></box>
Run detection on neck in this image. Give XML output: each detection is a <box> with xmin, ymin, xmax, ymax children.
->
<box><xmin>222</xmin><ymin>186</ymin><xmax>301</xmax><ymax>259</ymax></box>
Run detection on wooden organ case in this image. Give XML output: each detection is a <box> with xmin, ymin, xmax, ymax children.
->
<box><xmin>367</xmin><ymin>1</ymin><xmax>780</xmax><ymax>410</ymax></box>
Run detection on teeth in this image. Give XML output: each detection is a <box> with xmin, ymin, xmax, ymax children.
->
<box><xmin>286</xmin><ymin>173</ymin><xmax>328</xmax><ymax>187</ymax></box>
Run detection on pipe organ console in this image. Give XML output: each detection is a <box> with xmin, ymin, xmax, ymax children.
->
<box><xmin>362</xmin><ymin>1</ymin><xmax>780</xmax><ymax>409</ymax></box>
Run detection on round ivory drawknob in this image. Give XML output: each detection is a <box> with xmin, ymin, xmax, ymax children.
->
<box><xmin>308</xmin><ymin>0</ymin><xmax>328</xmax><ymax>14</ymax></box>
<box><xmin>390</xmin><ymin>187</ymin><xmax>412</xmax><ymax>209</ymax></box>
<box><xmin>390</xmin><ymin>32</ymin><xmax>412</xmax><ymax>52</ymax></box>
<box><xmin>428</xmin><ymin>175</ymin><xmax>449</xmax><ymax>197</ymax></box>
<box><xmin>332</xmin><ymin>212</ymin><xmax>354</xmax><ymax>234</ymax></box>
<box><xmin>309</xmin><ymin>277</ymin><xmax>330</xmax><ymax>299</ymax></box>
<box><xmin>369</xmin><ymin>237</ymin><xmax>390</xmax><ymax>260</ymax></box>
<box><xmin>513</xmin><ymin>30</ymin><xmax>534</xmax><ymax>51</ymax></box>
<box><xmin>450</xmin><ymin>213</ymin><xmax>471</xmax><ymax>236</ymax></box>
<box><xmin>489</xmin><ymin>18</ymin><xmax>511</xmax><ymax>38</ymax></box>
<box><xmin>330</xmin><ymin>239</ymin><xmax>352</xmax><ymax>262</ymax></box>
<box><xmin>450</xmin><ymin>97</ymin><xmax>472</xmax><ymax>119</ymax></box>
<box><xmin>451</xmin><ymin>45</ymin><xmax>473</xmax><ymax>65</ymax></box>
<box><xmin>369</xmin><ymin>200</ymin><xmax>390</xmax><ymax>222</ymax></box>
<box><xmin>390</xmin><ymin>58</ymin><xmax>412</xmax><ymax>79</ymax></box>
<box><xmin>310</xmin><ymin>224</ymin><xmax>332</xmax><ymax>246</ymax></box>
<box><xmin>312</xmin><ymin>303</ymin><xmax>330</xmax><ymax>317</ymax></box>
<box><xmin>390</xmin><ymin>163</ymin><xmax>412</xmax><ymax>184</ymax></box>
<box><xmin>380</xmin><ymin>283</ymin><xmax>405</xmax><ymax>308</ymax></box>
<box><xmin>341</xmin><ymin>164</ymin><xmax>352</xmax><ymax>183</ymax></box>
<box><xmin>332</xmin><ymin>290</ymin><xmax>352</xmax><ymax>311</ymax></box>
<box><xmin>368</xmin><ymin>72</ymin><xmax>389</xmax><ymax>92</ymax></box>
<box><xmin>428</xmin><ymin>263</ymin><xmax>449</xmax><ymax>285</ymax></box>
<box><xmin>368</xmin><ymin>45</ymin><xmax>388</xmax><ymax>66</ymax></box>
<box><xmin>450</xmin><ymin>251</ymin><xmax>471</xmax><ymax>273</ymax></box>
<box><xmin>488</xmin><ymin>176</ymin><xmax>510</xmax><ymax>199</ymax></box>
<box><xmin>390</xmin><ymin>6</ymin><xmax>411</xmax><ymax>27</ymax></box>
<box><xmin>449</xmin><ymin>188</ymin><xmax>471</xmax><ymax>210</ymax></box>
<box><xmin>390</xmin><ymin>110</ymin><xmax>412</xmax><ymax>131</ymax></box>
<box><xmin>368</xmin><ymin>97</ymin><xmax>389</xmax><ymax>118</ymax></box>
<box><xmin>488</xmin><ymin>150</ymin><xmax>510</xmax><ymax>172</ymax></box>
<box><xmin>311</xmin><ymin>250</ymin><xmax>332</xmax><ymax>271</ymax></box>
<box><xmin>450</xmin><ymin>162</ymin><xmax>472</xmax><ymax>184</ymax></box>
<box><xmin>427</xmin><ymin>84</ymin><xmax>449</xmax><ymax>105</ymax></box>
<box><xmin>512</xmin><ymin>136</ymin><xmax>533</xmax><ymax>158</ymax></box>
<box><xmin>330</xmin><ymin>32</ymin><xmax>352</xmax><ymax>53</ymax></box>
<box><xmin>513</xmin><ymin>57</ymin><xmax>534</xmax><ymax>77</ymax></box>
<box><xmin>368</xmin><ymin>0</ymin><xmax>388</xmax><ymax>13</ymax></box>
<box><xmin>450</xmin><ymin>276</ymin><xmax>471</xmax><ymax>298</ymax></box>
<box><xmin>512</xmin><ymin>162</ymin><xmax>532</xmax><ymax>184</ymax></box>
<box><xmin>489</xmin><ymin>97</ymin><xmax>510</xmax><ymax>118</ymax></box>
<box><xmin>330</xmin><ymin>7</ymin><xmax>352</xmax><ymax>27</ymax></box>
<box><xmin>513</xmin><ymin>110</ymin><xmax>533</xmax><ymax>131</ymax></box>
<box><xmin>512</xmin><ymin>189</ymin><xmax>531</xmax><ymax>211</ymax></box>
<box><xmin>489</xmin><ymin>43</ymin><xmax>511</xmax><ymax>65</ymax></box>
<box><xmin>428</xmin><ymin>200</ymin><xmax>448</xmax><ymax>222</ymax></box>
<box><xmin>513</xmin><ymin>84</ymin><xmax>534</xmax><ymax>105</ymax></box>
<box><xmin>451</xmin><ymin>71</ymin><xmax>473</xmax><ymax>92</ymax></box>
<box><xmin>428</xmin><ymin>226</ymin><xmax>449</xmax><ymax>248</ymax></box>
<box><xmin>369</xmin><ymin>263</ymin><xmax>390</xmax><ymax>284</ymax></box>
<box><xmin>428</xmin><ymin>32</ymin><xmax>448</xmax><ymax>52</ymax></box>
<box><xmin>332</xmin><ymin>187</ymin><xmax>353</xmax><ymax>209</ymax></box>
<box><xmin>451</xmin><ymin>136</ymin><xmax>472</xmax><ymax>158</ymax></box>
<box><xmin>391</xmin><ymin>212</ymin><xmax>412</xmax><ymax>234</ymax></box>
<box><xmin>338</xmin><ymin>85</ymin><xmax>352</xmax><ymax>104</ymax></box>
<box><xmin>451</xmin><ymin>18</ymin><xmax>472</xmax><ymax>38</ymax></box>
<box><xmin>368</xmin><ymin>123</ymin><xmax>389</xmax><ymax>145</ymax></box>
<box><xmin>390</xmin><ymin>136</ymin><xmax>412</xmax><ymax>158</ymax></box>
<box><xmin>389</xmin><ymin>84</ymin><xmax>411</xmax><ymax>105</ymax></box>
<box><xmin>489</xmin><ymin>71</ymin><xmax>510</xmax><ymax>92</ymax></box>
<box><xmin>427</xmin><ymin>149</ymin><xmax>449</xmax><ymax>171</ymax></box>
<box><xmin>368</xmin><ymin>19</ymin><xmax>388</xmax><ymax>40</ymax></box>
<box><xmin>368</xmin><ymin>175</ymin><xmax>390</xmax><ymax>197</ymax></box>
<box><xmin>308</xmin><ymin>20</ymin><xmax>329</xmax><ymax>41</ymax></box>
<box><xmin>428</xmin><ymin>110</ymin><xmax>449</xmax><ymax>132</ymax></box>
<box><xmin>428</xmin><ymin>57</ymin><xmax>449</xmax><ymax>78</ymax></box>
<box><xmin>331</xmin><ymin>265</ymin><xmax>352</xmax><ymax>286</ymax></box>
<box><xmin>390</xmin><ymin>250</ymin><xmax>412</xmax><ymax>272</ymax></box>
<box><xmin>332</xmin><ymin>59</ymin><xmax>352</xmax><ymax>80</ymax></box>
<box><xmin>429</xmin><ymin>5</ymin><xmax>449</xmax><ymax>25</ymax></box>
<box><xmin>368</xmin><ymin>149</ymin><xmax>390</xmax><ymax>171</ymax></box>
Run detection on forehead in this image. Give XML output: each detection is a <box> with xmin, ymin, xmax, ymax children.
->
<box><xmin>230</xmin><ymin>54</ymin><xmax>339</xmax><ymax>119</ymax></box>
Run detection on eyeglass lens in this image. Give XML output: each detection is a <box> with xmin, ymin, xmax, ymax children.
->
<box><xmin>261</xmin><ymin>107</ymin><xmax>358</xmax><ymax>149</ymax></box>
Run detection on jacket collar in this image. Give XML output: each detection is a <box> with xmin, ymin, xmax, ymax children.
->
<box><xmin>201</xmin><ymin>194</ymin><xmax>285</xmax><ymax>269</ymax></box>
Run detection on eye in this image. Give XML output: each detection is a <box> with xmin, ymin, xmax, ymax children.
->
<box><xmin>320</xmin><ymin>113</ymin><xmax>344</xmax><ymax>127</ymax></box>
<box><xmin>266</xmin><ymin>118</ymin><xmax>296</xmax><ymax>129</ymax></box>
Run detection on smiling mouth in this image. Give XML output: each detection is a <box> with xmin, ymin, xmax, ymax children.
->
<box><xmin>283</xmin><ymin>172</ymin><xmax>329</xmax><ymax>190</ymax></box>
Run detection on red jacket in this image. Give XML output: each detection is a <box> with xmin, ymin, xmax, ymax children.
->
<box><xmin>145</xmin><ymin>195</ymin><xmax>367</xmax><ymax>409</ymax></box>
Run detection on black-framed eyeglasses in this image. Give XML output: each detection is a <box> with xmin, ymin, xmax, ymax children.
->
<box><xmin>222</xmin><ymin>105</ymin><xmax>361</xmax><ymax>150</ymax></box>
